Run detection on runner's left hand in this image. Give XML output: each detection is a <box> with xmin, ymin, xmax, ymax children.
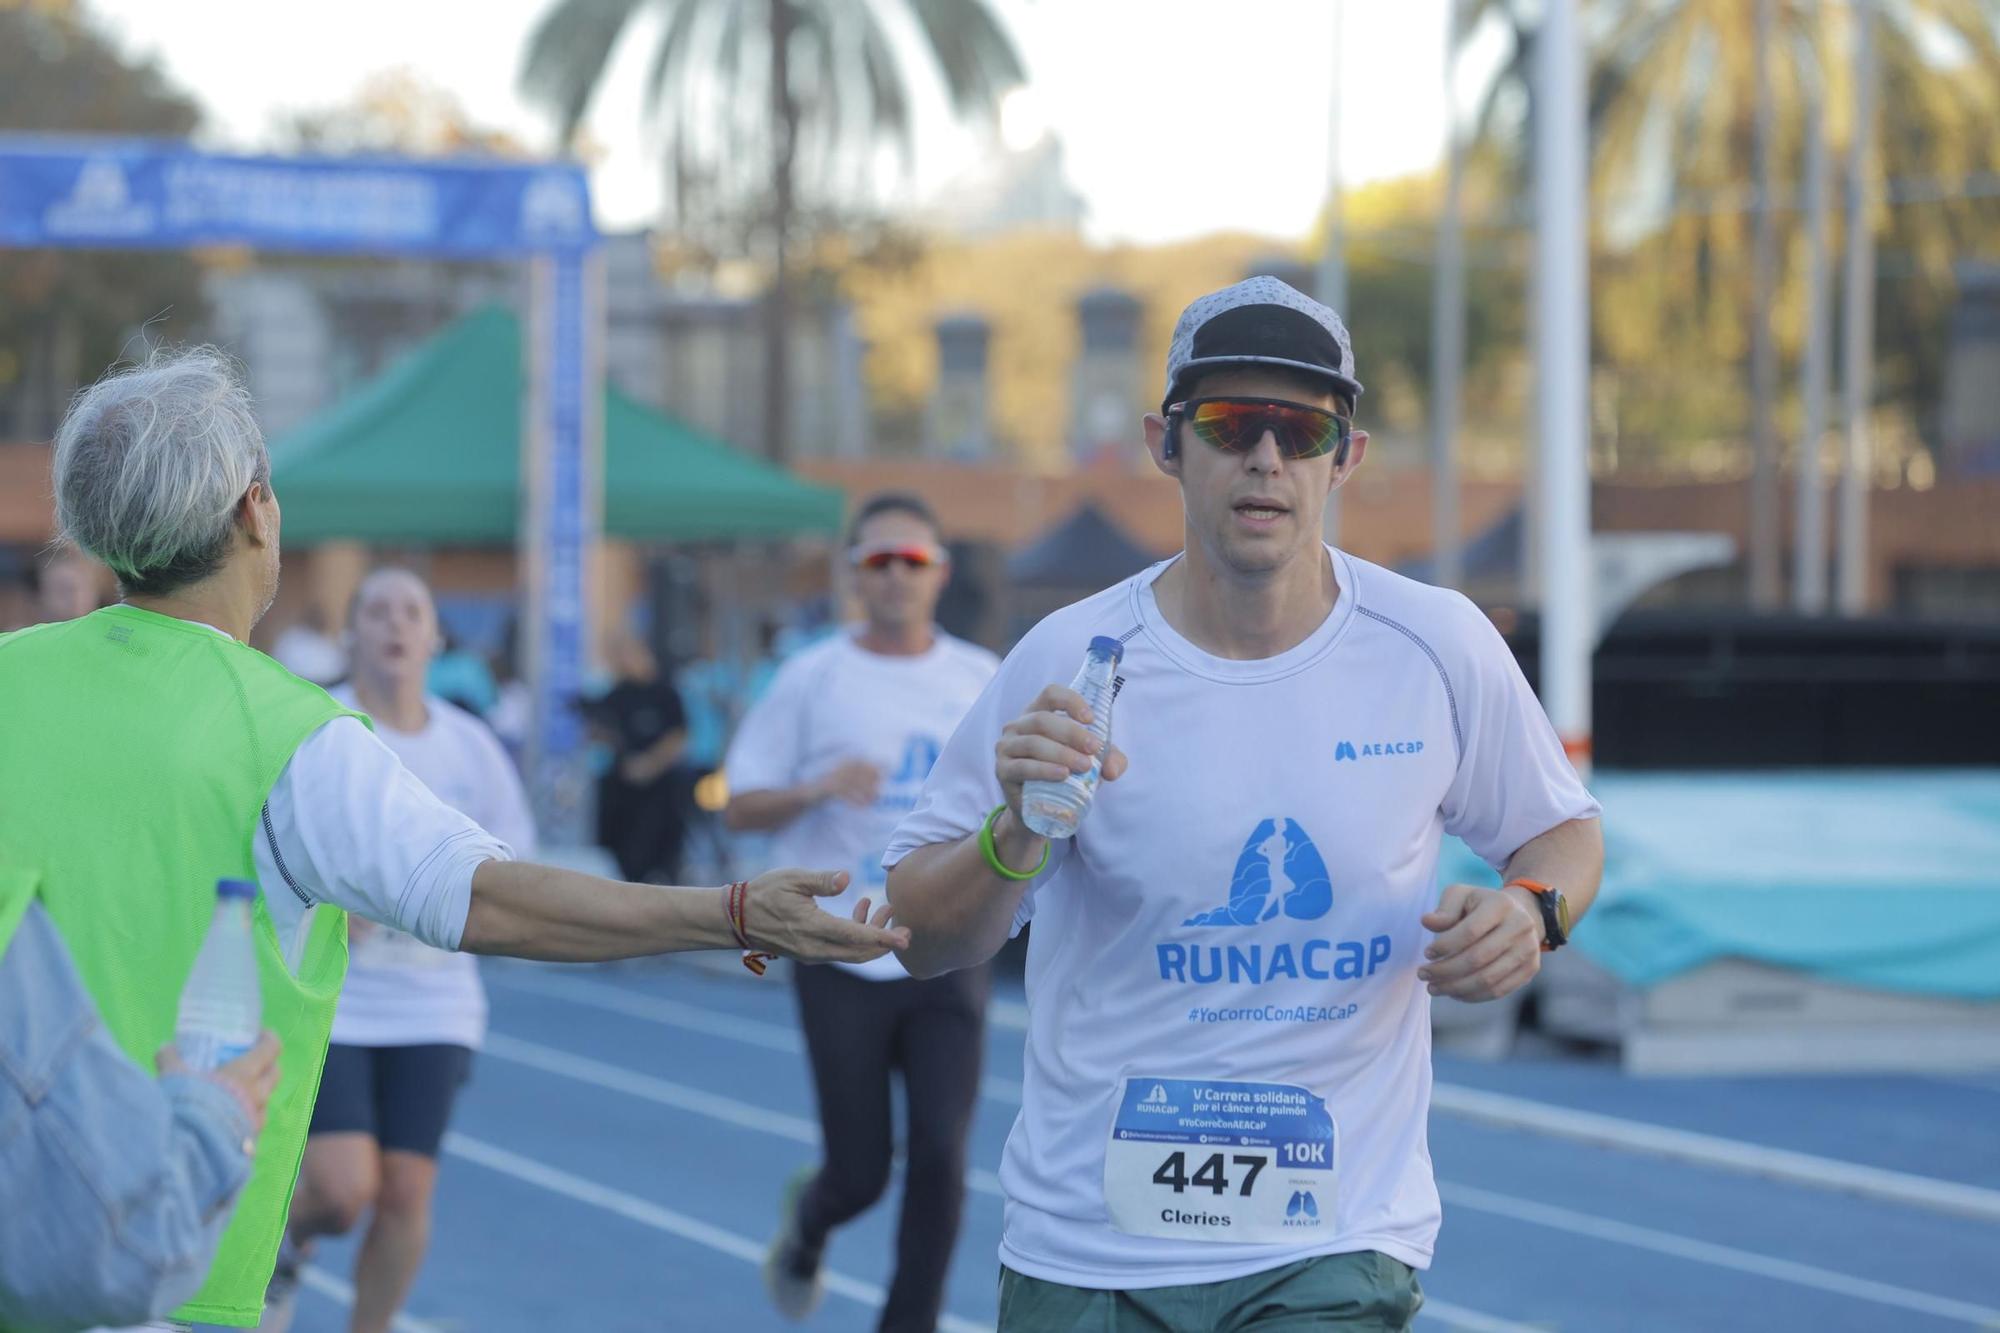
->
<box><xmin>1418</xmin><ymin>883</ymin><xmax>1544</xmax><ymax>1002</ymax></box>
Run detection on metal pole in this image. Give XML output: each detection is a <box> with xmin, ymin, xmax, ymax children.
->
<box><xmin>1319</xmin><ymin>0</ymin><xmax>1347</xmax><ymax>549</ymax></box>
<box><xmin>1535</xmin><ymin>0</ymin><xmax>1593</xmax><ymax>771</ymax></box>
<box><xmin>1430</xmin><ymin>0</ymin><xmax>1467</xmax><ymax>591</ymax></box>
<box><xmin>1837</xmin><ymin>0</ymin><xmax>1878</xmax><ymax>615</ymax></box>
<box><xmin>1794</xmin><ymin>19</ymin><xmax>1833</xmax><ymax>614</ymax></box>
<box><xmin>524</xmin><ymin>249</ymin><xmax>605</xmax><ymax>846</ymax></box>
<box><xmin>1748</xmin><ymin>0</ymin><xmax>1783</xmax><ymax>608</ymax></box>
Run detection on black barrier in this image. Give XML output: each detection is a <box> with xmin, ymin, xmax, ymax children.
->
<box><xmin>1507</xmin><ymin>611</ymin><xmax>2000</xmax><ymax>768</ymax></box>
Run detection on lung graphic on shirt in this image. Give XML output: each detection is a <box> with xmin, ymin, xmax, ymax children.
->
<box><xmin>1181</xmin><ymin>818</ymin><xmax>1333</xmax><ymax>926</ymax></box>
<box><xmin>891</xmin><ymin>734</ymin><xmax>942</xmax><ymax>785</ymax></box>
<box><xmin>859</xmin><ymin>734</ymin><xmax>943</xmax><ymax>888</ymax></box>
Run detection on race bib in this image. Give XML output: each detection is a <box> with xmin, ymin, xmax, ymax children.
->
<box><xmin>1104</xmin><ymin>1075</ymin><xmax>1338</xmax><ymax>1244</ymax></box>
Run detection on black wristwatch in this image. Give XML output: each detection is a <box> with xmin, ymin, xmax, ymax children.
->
<box><xmin>1506</xmin><ymin>879</ymin><xmax>1569</xmax><ymax>951</ymax></box>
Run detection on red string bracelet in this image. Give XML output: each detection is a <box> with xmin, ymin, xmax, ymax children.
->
<box><xmin>726</xmin><ymin>881</ymin><xmax>777</xmax><ymax>976</ymax></box>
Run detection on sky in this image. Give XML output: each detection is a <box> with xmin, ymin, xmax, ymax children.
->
<box><xmin>90</xmin><ymin>0</ymin><xmax>1465</xmax><ymax>246</ymax></box>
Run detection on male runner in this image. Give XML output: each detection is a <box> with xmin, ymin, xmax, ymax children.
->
<box><xmin>728</xmin><ymin>494</ymin><xmax>998</xmax><ymax>1332</ymax></box>
<box><xmin>886</xmin><ymin>278</ymin><xmax>1604</xmax><ymax>1330</ymax></box>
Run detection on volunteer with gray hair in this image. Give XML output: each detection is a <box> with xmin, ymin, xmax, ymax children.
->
<box><xmin>885</xmin><ymin>278</ymin><xmax>1604</xmax><ymax>1330</ymax></box>
<box><xmin>0</xmin><ymin>347</ymin><xmax>907</xmax><ymax>1331</ymax></box>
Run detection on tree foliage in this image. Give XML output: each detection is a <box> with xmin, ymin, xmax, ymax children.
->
<box><xmin>518</xmin><ymin>0</ymin><xmax>1024</xmax><ymax>262</ymax></box>
<box><xmin>0</xmin><ymin>1</ymin><xmax>207</xmax><ymax>440</ymax></box>
<box><xmin>1459</xmin><ymin>0</ymin><xmax>2000</xmax><ymax>470</ymax></box>
<box><xmin>278</xmin><ymin>68</ymin><xmax>533</xmax><ymax>159</ymax></box>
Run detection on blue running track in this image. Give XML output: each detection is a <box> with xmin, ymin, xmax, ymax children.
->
<box><xmin>273</xmin><ymin>958</ymin><xmax>2000</xmax><ymax>1333</ymax></box>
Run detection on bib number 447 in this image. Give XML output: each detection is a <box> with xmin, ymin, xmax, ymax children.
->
<box><xmin>1151</xmin><ymin>1151</ymin><xmax>1267</xmax><ymax>1198</ymax></box>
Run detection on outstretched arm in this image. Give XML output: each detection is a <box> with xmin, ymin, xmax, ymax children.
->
<box><xmin>461</xmin><ymin>861</ymin><xmax>908</xmax><ymax>966</ymax></box>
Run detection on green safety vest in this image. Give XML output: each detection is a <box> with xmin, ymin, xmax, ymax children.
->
<box><xmin>0</xmin><ymin>605</ymin><xmax>365</xmax><ymax>1326</ymax></box>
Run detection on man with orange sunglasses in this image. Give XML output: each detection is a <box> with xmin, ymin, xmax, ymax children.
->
<box><xmin>725</xmin><ymin>492</ymin><xmax>999</xmax><ymax>1332</ymax></box>
<box><xmin>885</xmin><ymin>278</ymin><xmax>1605</xmax><ymax>1330</ymax></box>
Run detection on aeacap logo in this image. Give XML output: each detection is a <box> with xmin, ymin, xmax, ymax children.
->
<box><xmin>1335</xmin><ymin>739</ymin><xmax>1424</xmax><ymax>761</ymax></box>
<box><xmin>1158</xmin><ymin>818</ymin><xmax>1392</xmax><ymax>986</ymax></box>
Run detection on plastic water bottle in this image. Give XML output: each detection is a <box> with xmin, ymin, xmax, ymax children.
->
<box><xmin>174</xmin><ymin>878</ymin><xmax>262</xmax><ymax>1070</ymax></box>
<box><xmin>1021</xmin><ymin>636</ymin><xmax>1124</xmax><ymax>839</ymax></box>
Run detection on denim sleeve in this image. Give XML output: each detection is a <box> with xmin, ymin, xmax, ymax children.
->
<box><xmin>0</xmin><ymin>904</ymin><xmax>255</xmax><ymax>1331</ymax></box>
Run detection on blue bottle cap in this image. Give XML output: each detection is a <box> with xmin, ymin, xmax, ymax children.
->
<box><xmin>1088</xmin><ymin>635</ymin><xmax>1125</xmax><ymax>663</ymax></box>
<box><xmin>215</xmin><ymin>878</ymin><xmax>258</xmax><ymax>901</ymax></box>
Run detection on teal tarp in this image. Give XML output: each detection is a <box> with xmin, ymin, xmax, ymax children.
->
<box><xmin>1439</xmin><ymin>770</ymin><xmax>2000</xmax><ymax>999</ymax></box>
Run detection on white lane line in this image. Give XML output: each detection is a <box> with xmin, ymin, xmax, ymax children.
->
<box><xmin>444</xmin><ymin>1132</ymin><xmax>993</xmax><ymax>1333</ymax></box>
<box><xmin>299</xmin><ymin>1265</ymin><xmax>445</xmax><ymax>1333</ymax></box>
<box><xmin>475</xmin><ymin>1040</ymin><xmax>1535</xmax><ymax>1333</ymax></box>
<box><xmin>484</xmin><ymin>1029</ymin><xmax>2000</xmax><ymax>1321</ymax></box>
<box><xmin>490</xmin><ymin>969</ymin><xmax>1028</xmax><ymax>1103</ymax></box>
<box><xmin>1432</xmin><ymin>1082</ymin><xmax>2000</xmax><ymax>1225</ymax></box>
<box><xmin>500</xmin><ymin>973</ymin><xmax>2000</xmax><ymax>1224</ymax></box>
<box><xmin>472</xmin><ymin>1034</ymin><xmax>1593</xmax><ymax>1332</ymax></box>
<box><xmin>1415</xmin><ymin>1299</ymin><xmax>1549</xmax><ymax>1333</ymax></box>
<box><xmin>1441</xmin><ymin>1183</ymin><xmax>2000</xmax><ymax>1327</ymax></box>
<box><xmin>484</xmin><ymin>1032</ymin><xmax>819</xmax><ymax>1144</ymax></box>
<box><xmin>483</xmin><ymin>1032</ymin><xmax>1009</xmax><ymax>1198</ymax></box>
<box><xmin>494</xmin><ymin>968</ymin><xmax>805</xmax><ymax>1051</ymax></box>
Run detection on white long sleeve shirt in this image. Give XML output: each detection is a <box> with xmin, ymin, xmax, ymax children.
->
<box><xmin>189</xmin><ymin>621</ymin><xmax>508</xmax><ymax>977</ymax></box>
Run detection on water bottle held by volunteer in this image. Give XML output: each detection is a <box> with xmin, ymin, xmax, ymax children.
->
<box><xmin>175</xmin><ymin>878</ymin><xmax>262</xmax><ymax>1070</ymax></box>
<box><xmin>1021</xmin><ymin>636</ymin><xmax>1124</xmax><ymax>839</ymax></box>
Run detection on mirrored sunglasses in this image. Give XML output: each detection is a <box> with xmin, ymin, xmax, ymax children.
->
<box><xmin>1173</xmin><ymin>396</ymin><xmax>1352</xmax><ymax>460</ymax></box>
<box><xmin>851</xmin><ymin>544</ymin><xmax>943</xmax><ymax>572</ymax></box>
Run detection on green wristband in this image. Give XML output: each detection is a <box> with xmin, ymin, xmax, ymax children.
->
<box><xmin>980</xmin><ymin>804</ymin><xmax>1049</xmax><ymax>881</ymax></box>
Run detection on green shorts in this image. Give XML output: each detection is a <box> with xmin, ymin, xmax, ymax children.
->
<box><xmin>998</xmin><ymin>1251</ymin><xmax>1424</xmax><ymax>1332</ymax></box>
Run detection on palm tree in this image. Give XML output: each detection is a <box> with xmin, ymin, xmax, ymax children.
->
<box><xmin>1448</xmin><ymin>0</ymin><xmax>2000</xmax><ymax>599</ymax></box>
<box><xmin>1587</xmin><ymin>0</ymin><xmax>2000</xmax><ymax>597</ymax></box>
<box><xmin>519</xmin><ymin>0</ymin><xmax>1025</xmax><ymax>462</ymax></box>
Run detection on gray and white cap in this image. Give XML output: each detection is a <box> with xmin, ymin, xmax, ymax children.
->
<box><xmin>1161</xmin><ymin>275</ymin><xmax>1362</xmax><ymax>412</ymax></box>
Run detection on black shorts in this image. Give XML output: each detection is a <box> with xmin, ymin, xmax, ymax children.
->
<box><xmin>308</xmin><ymin>1043</ymin><xmax>474</xmax><ymax>1158</ymax></box>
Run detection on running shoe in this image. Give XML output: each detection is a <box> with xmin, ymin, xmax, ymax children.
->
<box><xmin>763</xmin><ymin>1166</ymin><xmax>826</xmax><ymax>1320</ymax></box>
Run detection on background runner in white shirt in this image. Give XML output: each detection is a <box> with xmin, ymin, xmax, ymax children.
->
<box><xmin>281</xmin><ymin>569</ymin><xmax>538</xmax><ymax>1333</ymax></box>
<box><xmin>886</xmin><ymin>278</ymin><xmax>1604</xmax><ymax>1331</ymax></box>
<box><xmin>726</xmin><ymin>494</ymin><xmax>999</xmax><ymax>1333</ymax></box>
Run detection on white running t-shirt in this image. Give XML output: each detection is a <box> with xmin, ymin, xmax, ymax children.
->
<box><xmin>326</xmin><ymin>688</ymin><xmax>538</xmax><ymax>1049</ymax></box>
<box><xmin>885</xmin><ymin>549</ymin><xmax>1600</xmax><ymax>1289</ymax></box>
<box><xmin>727</xmin><ymin>630</ymin><xmax>999</xmax><ymax>980</ymax></box>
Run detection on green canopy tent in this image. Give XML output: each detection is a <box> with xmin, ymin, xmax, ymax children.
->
<box><xmin>268</xmin><ymin>305</ymin><xmax>843</xmax><ymax>544</ymax></box>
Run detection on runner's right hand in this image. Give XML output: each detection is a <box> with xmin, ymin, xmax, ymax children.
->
<box><xmin>994</xmin><ymin>684</ymin><xmax>1129</xmax><ymax>824</ymax></box>
<box><xmin>742</xmin><ymin>868</ymin><xmax>910</xmax><ymax>964</ymax></box>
